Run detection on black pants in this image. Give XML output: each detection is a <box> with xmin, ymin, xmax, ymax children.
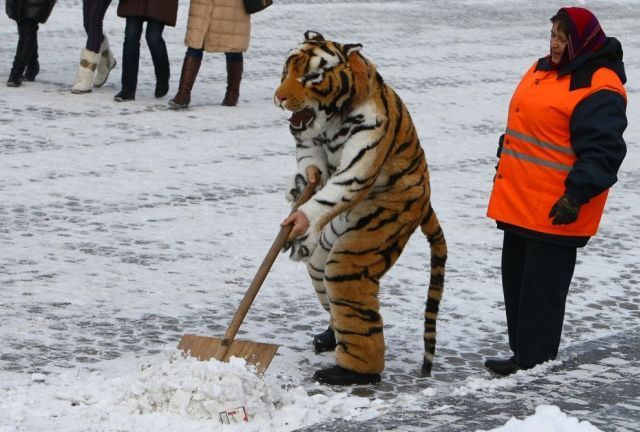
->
<box><xmin>11</xmin><ymin>20</ymin><xmax>39</xmax><ymax>76</ymax></box>
<box><xmin>501</xmin><ymin>231</ymin><xmax>576</xmax><ymax>367</ymax></box>
<box><xmin>83</xmin><ymin>0</ymin><xmax>112</xmax><ymax>52</ymax></box>
<box><xmin>121</xmin><ymin>17</ymin><xmax>168</xmax><ymax>92</ymax></box>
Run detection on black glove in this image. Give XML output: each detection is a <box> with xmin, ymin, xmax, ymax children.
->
<box><xmin>493</xmin><ymin>134</ymin><xmax>505</xmax><ymax>183</ymax></box>
<box><xmin>496</xmin><ymin>134</ymin><xmax>505</xmax><ymax>158</ymax></box>
<box><xmin>548</xmin><ymin>194</ymin><xmax>580</xmax><ymax>225</ymax></box>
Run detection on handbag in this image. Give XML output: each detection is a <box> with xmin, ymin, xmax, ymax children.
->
<box><xmin>243</xmin><ymin>0</ymin><xmax>273</xmax><ymax>14</ymax></box>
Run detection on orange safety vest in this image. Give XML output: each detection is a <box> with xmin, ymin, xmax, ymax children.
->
<box><xmin>487</xmin><ymin>63</ymin><xmax>626</xmax><ymax>237</ymax></box>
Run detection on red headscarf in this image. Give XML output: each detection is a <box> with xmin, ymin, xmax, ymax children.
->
<box><xmin>557</xmin><ymin>7</ymin><xmax>607</xmax><ymax>68</ymax></box>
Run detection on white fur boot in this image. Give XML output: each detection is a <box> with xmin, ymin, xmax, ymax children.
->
<box><xmin>71</xmin><ymin>48</ymin><xmax>100</xmax><ymax>94</ymax></box>
<box><xmin>94</xmin><ymin>36</ymin><xmax>116</xmax><ymax>88</ymax></box>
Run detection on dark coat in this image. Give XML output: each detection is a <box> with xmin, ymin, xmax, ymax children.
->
<box><xmin>6</xmin><ymin>0</ymin><xmax>56</xmax><ymax>24</ymax></box>
<box><xmin>117</xmin><ymin>0</ymin><xmax>179</xmax><ymax>27</ymax></box>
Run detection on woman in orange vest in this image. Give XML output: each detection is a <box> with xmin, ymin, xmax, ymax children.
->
<box><xmin>485</xmin><ymin>7</ymin><xmax>627</xmax><ymax>376</ymax></box>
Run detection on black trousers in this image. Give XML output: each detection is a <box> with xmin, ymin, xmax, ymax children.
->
<box><xmin>121</xmin><ymin>17</ymin><xmax>168</xmax><ymax>92</ymax></box>
<box><xmin>83</xmin><ymin>0</ymin><xmax>112</xmax><ymax>52</ymax></box>
<box><xmin>501</xmin><ymin>231</ymin><xmax>576</xmax><ymax>367</ymax></box>
<box><xmin>10</xmin><ymin>19</ymin><xmax>38</xmax><ymax>76</ymax></box>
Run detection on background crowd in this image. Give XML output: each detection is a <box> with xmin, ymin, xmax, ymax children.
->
<box><xmin>5</xmin><ymin>0</ymin><xmax>250</xmax><ymax>108</ymax></box>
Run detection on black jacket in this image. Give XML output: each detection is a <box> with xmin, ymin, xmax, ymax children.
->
<box><xmin>6</xmin><ymin>0</ymin><xmax>56</xmax><ymax>24</ymax></box>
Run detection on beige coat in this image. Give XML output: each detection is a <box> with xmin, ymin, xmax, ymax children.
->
<box><xmin>185</xmin><ymin>0</ymin><xmax>250</xmax><ymax>53</ymax></box>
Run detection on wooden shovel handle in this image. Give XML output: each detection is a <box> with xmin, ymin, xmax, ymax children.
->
<box><xmin>216</xmin><ymin>167</ymin><xmax>321</xmax><ymax>361</ymax></box>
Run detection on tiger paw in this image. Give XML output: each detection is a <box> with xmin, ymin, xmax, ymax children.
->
<box><xmin>287</xmin><ymin>229</ymin><xmax>318</xmax><ymax>262</ymax></box>
<box><xmin>285</xmin><ymin>173</ymin><xmax>308</xmax><ymax>203</ymax></box>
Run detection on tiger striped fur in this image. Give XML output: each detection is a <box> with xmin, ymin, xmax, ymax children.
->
<box><xmin>275</xmin><ymin>31</ymin><xmax>447</xmax><ymax>376</ymax></box>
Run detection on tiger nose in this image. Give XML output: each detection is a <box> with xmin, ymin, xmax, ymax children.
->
<box><xmin>276</xmin><ymin>93</ymin><xmax>287</xmax><ymax>103</ymax></box>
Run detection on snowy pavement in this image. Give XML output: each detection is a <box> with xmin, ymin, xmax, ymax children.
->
<box><xmin>0</xmin><ymin>0</ymin><xmax>639</xmax><ymax>431</ymax></box>
<box><xmin>300</xmin><ymin>326</ymin><xmax>640</xmax><ymax>431</ymax></box>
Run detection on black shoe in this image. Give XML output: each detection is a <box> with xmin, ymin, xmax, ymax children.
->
<box><xmin>484</xmin><ymin>357</ymin><xmax>520</xmax><ymax>376</ymax></box>
<box><xmin>155</xmin><ymin>80</ymin><xmax>169</xmax><ymax>98</ymax></box>
<box><xmin>313</xmin><ymin>365</ymin><xmax>381</xmax><ymax>385</ymax></box>
<box><xmin>313</xmin><ymin>327</ymin><xmax>337</xmax><ymax>353</ymax></box>
<box><xmin>7</xmin><ymin>70</ymin><xmax>23</xmax><ymax>87</ymax></box>
<box><xmin>24</xmin><ymin>60</ymin><xmax>39</xmax><ymax>81</ymax></box>
<box><xmin>114</xmin><ymin>89</ymin><xmax>135</xmax><ymax>102</ymax></box>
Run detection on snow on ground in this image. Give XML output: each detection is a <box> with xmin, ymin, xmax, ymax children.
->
<box><xmin>1</xmin><ymin>350</ymin><xmax>385</xmax><ymax>432</ymax></box>
<box><xmin>481</xmin><ymin>405</ymin><xmax>604</xmax><ymax>432</ymax></box>
<box><xmin>0</xmin><ymin>0</ymin><xmax>638</xmax><ymax>431</ymax></box>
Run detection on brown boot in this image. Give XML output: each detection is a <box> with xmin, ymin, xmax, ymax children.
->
<box><xmin>169</xmin><ymin>55</ymin><xmax>201</xmax><ymax>109</ymax></box>
<box><xmin>221</xmin><ymin>57</ymin><xmax>243</xmax><ymax>106</ymax></box>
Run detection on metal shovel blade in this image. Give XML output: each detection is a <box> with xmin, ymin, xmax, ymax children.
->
<box><xmin>178</xmin><ymin>334</ymin><xmax>279</xmax><ymax>376</ymax></box>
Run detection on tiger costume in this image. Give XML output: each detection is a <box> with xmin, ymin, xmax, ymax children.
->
<box><xmin>274</xmin><ymin>31</ymin><xmax>447</xmax><ymax>385</ymax></box>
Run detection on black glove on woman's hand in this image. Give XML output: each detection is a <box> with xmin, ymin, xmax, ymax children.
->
<box><xmin>496</xmin><ymin>134</ymin><xmax>505</xmax><ymax>158</ymax></box>
<box><xmin>548</xmin><ymin>194</ymin><xmax>581</xmax><ymax>225</ymax></box>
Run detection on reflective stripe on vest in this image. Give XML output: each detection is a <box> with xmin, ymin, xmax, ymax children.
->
<box><xmin>501</xmin><ymin>148</ymin><xmax>572</xmax><ymax>172</ymax></box>
<box><xmin>487</xmin><ymin>64</ymin><xmax>626</xmax><ymax>237</ymax></box>
<box><xmin>505</xmin><ymin>128</ymin><xmax>575</xmax><ymax>156</ymax></box>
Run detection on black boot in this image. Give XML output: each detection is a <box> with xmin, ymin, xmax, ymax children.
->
<box><xmin>150</xmin><ymin>42</ymin><xmax>169</xmax><ymax>98</ymax></box>
<box><xmin>483</xmin><ymin>357</ymin><xmax>521</xmax><ymax>376</ymax></box>
<box><xmin>120</xmin><ymin>21</ymin><xmax>140</xmax><ymax>101</ymax></box>
<box><xmin>24</xmin><ymin>38</ymin><xmax>39</xmax><ymax>81</ymax></box>
<box><xmin>145</xmin><ymin>18</ymin><xmax>170</xmax><ymax>98</ymax></box>
<box><xmin>313</xmin><ymin>327</ymin><xmax>337</xmax><ymax>353</ymax></box>
<box><xmin>24</xmin><ymin>59</ymin><xmax>39</xmax><ymax>81</ymax></box>
<box><xmin>114</xmin><ymin>88</ymin><xmax>136</xmax><ymax>102</ymax></box>
<box><xmin>7</xmin><ymin>20</ymin><xmax>38</xmax><ymax>87</ymax></box>
<box><xmin>155</xmin><ymin>80</ymin><xmax>169</xmax><ymax>98</ymax></box>
<box><xmin>221</xmin><ymin>57</ymin><xmax>243</xmax><ymax>106</ymax></box>
<box><xmin>313</xmin><ymin>365</ymin><xmax>381</xmax><ymax>386</ymax></box>
<box><xmin>7</xmin><ymin>69</ymin><xmax>23</xmax><ymax>87</ymax></box>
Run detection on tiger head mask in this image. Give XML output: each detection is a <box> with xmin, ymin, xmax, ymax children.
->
<box><xmin>274</xmin><ymin>31</ymin><xmax>377</xmax><ymax>131</ymax></box>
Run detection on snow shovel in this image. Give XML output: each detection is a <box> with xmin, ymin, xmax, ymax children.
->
<box><xmin>178</xmin><ymin>169</ymin><xmax>320</xmax><ymax>375</ymax></box>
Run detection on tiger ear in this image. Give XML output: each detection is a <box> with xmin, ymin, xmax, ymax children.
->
<box><xmin>304</xmin><ymin>31</ymin><xmax>325</xmax><ymax>42</ymax></box>
<box><xmin>342</xmin><ymin>43</ymin><xmax>363</xmax><ymax>57</ymax></box>
<box><xmin>348</xmin><ymin>49</ymin><xmax>373</xmax><ymax>105</ymax></box>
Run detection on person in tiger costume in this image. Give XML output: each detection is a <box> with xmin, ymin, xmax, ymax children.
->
<box><xmin>275</xmin><ymin>31</ymin><xmax>447</xmax><ymax>385</ymax></box>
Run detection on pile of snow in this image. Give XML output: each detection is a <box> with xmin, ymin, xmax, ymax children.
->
<box><xmin>123</xmin><ymin>350</ymin><xmax>385</xmax><ymax>426</ymax></box>
<box><xmin>479</xmin><ymin>405</ymin><xmax>603</xmax><ymax>432</ymax></box>
<box><xmin>0</xmin><ymin>350</ymin><xmax>387</xmax><ymax>431</ymax></box>
<box><xmin>125</xmin><ymin>353</ymin><xmax>278</xmax><ymax>419</ymax></box>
